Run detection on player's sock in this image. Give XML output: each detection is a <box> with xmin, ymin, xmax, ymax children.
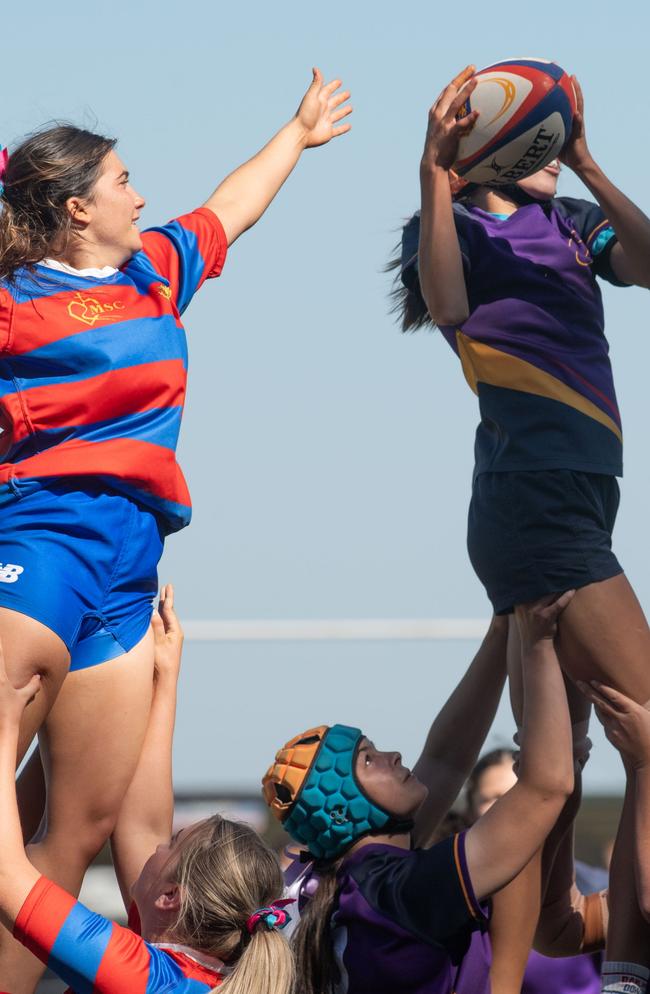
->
<box><xmin>601</xmin><ymin>961</ymin><xmax>650</xmax><ymax>993</ymax></box>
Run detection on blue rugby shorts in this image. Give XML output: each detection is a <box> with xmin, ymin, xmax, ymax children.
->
<box><xmin>0</xmin><ymin>479</ymin><xmax>163</xmax><ymax>669</ymax></box>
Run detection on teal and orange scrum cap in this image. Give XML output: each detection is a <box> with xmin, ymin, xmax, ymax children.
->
<box><xmin>263</xmin><ymin>724</ymin><xmax>401</xmax><ymax>860</ymax></box>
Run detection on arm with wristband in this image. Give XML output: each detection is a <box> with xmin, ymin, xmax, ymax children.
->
<box><xmin>560</xmin><ymin>77</ymin><xmax>650</xmax><ymax>288</ymax></box>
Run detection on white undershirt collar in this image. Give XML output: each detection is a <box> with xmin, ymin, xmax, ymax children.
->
<box><xmin>152</xmin><ymin>941</ymin><xmax>232</xmax><ymax>975</ymax></box>
<box><xmin>41</xmin><ymin>257</ymin><xmax>118</xmax><ymax>279</ymax></box>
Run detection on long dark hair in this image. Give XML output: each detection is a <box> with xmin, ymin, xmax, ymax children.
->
<box><xmin>386</xmin><ymin>217</ymin><xmax>432</xmax><ymax>334</ymax></box>
<box><xmin>292</xmin><ymin>856</ymin><xmax>344</xmax><ymax>994</ymax></box>
<box><xmin>0</xmin><ymin>124</ymin><xmax>116</xmax><ymax>281</ymax></box>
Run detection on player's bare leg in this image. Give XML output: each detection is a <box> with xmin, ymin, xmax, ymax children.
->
<box><xmin>553</xmin><ymin>574</ymin><xmax>650</xmax><ymax>972</ymax></box>
<box><xmin>0</xmin><ymin>608</ymin><xmax>70</xmax><ymax>762</ymax></box>
<box><xmin>0</xmin><ymin>629</ymin><xmax>154</xmax><ymax>994</ymax></box>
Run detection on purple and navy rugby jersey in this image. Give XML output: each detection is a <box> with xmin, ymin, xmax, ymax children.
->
<box><xmin>285</xmin><ymin>834</ymin><xmax>488</xmax><ymax>994</ymax></box>
<box><xmin>0</xmin><ymin>208</ymin><xmax>227</xmax><ymax>533</ymax></box>
<box><xmin>401</xmin><ymin>198</ymin><xmax>628</xmax><ymax>478</ymax></box>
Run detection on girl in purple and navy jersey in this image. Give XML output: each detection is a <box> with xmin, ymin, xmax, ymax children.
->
<box><xmin>392</xmin><ymin>63</ymin><xmax>650</xmax><ymax>988</ymax></box>
<box><xmin>0</xmin><ymin>69</ymin><xmax>351</xmax><ymax>994</ymax></box>
<box><xmin>0</xmin><ymin>587</ymin><xmax>295</xmax><ymax>994</ymax></box>
<box><xmin>263</xmin><ymin>594</ymin><xmax>575</xmax><ymax>994</ymax></box>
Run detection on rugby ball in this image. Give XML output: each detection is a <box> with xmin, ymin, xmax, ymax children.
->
<box><xmin>454</xmin><ymin>58</ymin><xmax>576</xmax><ymax>186</ymax></box>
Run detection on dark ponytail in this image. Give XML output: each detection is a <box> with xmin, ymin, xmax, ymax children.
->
<box><xmin>0</xmin><ymin>124</ymin><xmax>116</xmax><ymax>281</ymax></box>
<box><xmin>292</xmin><ymin>858</ymin><xmax>344</xmax><ymax>994</ymax></box>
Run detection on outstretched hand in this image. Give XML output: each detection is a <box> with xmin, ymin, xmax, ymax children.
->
<box><xmin>0</xmin><ymin>641</ymin><xmax>40</xmax><ymax>728</ymax></box>
<box><xmin>515</xmin><ymin>590</ymin><xmax>575</xmax><ymax>647</ymax></box>
<box><xmin>559</xmin><ymin>76</ymin><xmax>592</xmax><ymax>174</ymax></box>
<box><xmin>151</xmin><ymin>583</ymin><xmax>184</xmax><ymax>681</ymax></box>
<box><xmin>578</xmin><ymin>680</ymin><xmax>650</xmax><ymax>770</ymax></box>
<box><xmin>296</xmin><ymin>68</ymin><xmax>352</xmax><ymax>148</ymax></box>
<box><xmin>422</xmin><ymin>65</ymin><xmax>479</xmax><ymax>173</ymax></box>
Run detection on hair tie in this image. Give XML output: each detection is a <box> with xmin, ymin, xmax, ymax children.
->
<box><xmin>0</xmin><ymin>146</ymin><xmax>8</xmax><ymax>197</ymax></box>
<box><xmin>245</xmin><ymin>898</ymin><xmax>294</xmax><ymax>935</ymax></box>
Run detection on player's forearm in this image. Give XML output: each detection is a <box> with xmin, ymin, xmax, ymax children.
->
<box><xmin>490</xmin><ymin>853</ymin><xmax>541</xmax><ymax>994</ymax></box>
<box><xmin>574</xmin><ymin>158</ymin><xmax>650</xmax><ymax>286</ymax></box>
<box><xmin>203</xmin><ymin>117</ymin><xmax>307</xmax><ymax>245</ymax></box>
<box><xmin>113</xmin><ymin>674</ymin><xmax>177</xmax><ymax>842</ymax></box>
<box><xmin>0</xmin><ymin>726</ymin><xmax>40</xmax><ymax>928</ymax></box>
<box><xmin>418</xmin><ymin>164</ymin><xmax>469</xmax><ymax>325</ymax></box>
<box><xmin>518</xmin><ymin>642</ymin><xmax>573</xmax><ymax>800</ymax></box>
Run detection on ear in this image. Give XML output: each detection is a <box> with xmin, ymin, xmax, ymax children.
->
<box><xmin>154</xmin><ymin>884</ymin><xmax>182</xmax><ymax>914</ymax></box>
<box><xmin>65</xmin><ymin>196</ymin><xmax>92</xmax><ymax>228</ymax></box>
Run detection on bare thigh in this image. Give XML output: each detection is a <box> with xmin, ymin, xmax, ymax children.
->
<box><xmin>0</xmin><ymin>607</ymin><xmax>69</xmax><ymax>762</ymax></box>
<box><xmin>555</xmin><ymin>573</ymin><xmax>650</xmax><ymax>703</ymax></box>
<box><xmin>37</xmin><ymin>627</ymin><xmax>154</xmax><ymax>855</ymax></box>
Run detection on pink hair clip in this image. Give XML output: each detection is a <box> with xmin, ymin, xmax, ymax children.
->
<box><xmin>245</xmin><ymin>898</ymin><xmax>295</xmax><ymax>935</ymax></box>
<box><xmin>0</xmin><ymin>147</ymin><xmax>8</xmax><ymax>194</ymax></box>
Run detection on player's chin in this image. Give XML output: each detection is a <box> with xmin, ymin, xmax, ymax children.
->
<box><xmin>129</xmin><ymin>227</ymin><xmax>144</xmax><ymax>252</ymax></box>
<box><xmin>518</xmin><ymin>172</ymin><xmax>558</xmax><ymax>201</ymax></box>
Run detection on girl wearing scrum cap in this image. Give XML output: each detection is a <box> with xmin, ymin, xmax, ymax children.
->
<box><xmin>0</xmin><ymin>586</ymin><xmax>294</xmax><ymax>994</ymax></box>
<box><xmin>390</xmin><ymin>63</ymin><xmax>650</xmax><ymax>978</ymax></box>
<box><xmin>0</xmin><ymin>68</ymin><xmax>350</xmax><ymax>993</ymax></box>
<box><xmin>264</xmin><ymin>592</ymin><xmax>575</xmax><ymax>994</ymax></box>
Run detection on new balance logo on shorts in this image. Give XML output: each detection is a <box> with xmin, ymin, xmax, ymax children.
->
<box><xmin>0</xmin><ymin>563</ymin><xmax>24</xmax><ymax>583</ymax></box>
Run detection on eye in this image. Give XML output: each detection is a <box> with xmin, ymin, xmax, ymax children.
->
<box><xmin>364</xmin><ymin>753</ymin><xmax>372</xmax><ymax>766</ymax></box>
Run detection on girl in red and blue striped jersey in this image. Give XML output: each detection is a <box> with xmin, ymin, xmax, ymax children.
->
<box><xmin>0</xmin><ymin>67</ymin><xmax>350</xmax><ymax>993</ymax></box>
<box><xmin>0</xmin><ymin>586</ymin><xmax>295</xmax><ymax>994</ymax></box>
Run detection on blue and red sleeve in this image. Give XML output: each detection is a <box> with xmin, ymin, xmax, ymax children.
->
<box><xmin>13</xmin><ymin>876</ymin><xmax>193</xmax><ymax>993</ymax></box>
<box><xmin>139</xmin><ymin>207</ymin><xmax>228</xmax><ymax>314</ymax></box>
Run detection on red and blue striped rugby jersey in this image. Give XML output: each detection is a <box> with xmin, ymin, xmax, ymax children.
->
<box><xmin>13</xmin><ymin>875</ymin><xmax>226</xmax><ymax>993</ymax></box>
<box><xmin>0</xmin><ymin>207</ymin><xmax>227</xmax><ymax>533</ymax></box>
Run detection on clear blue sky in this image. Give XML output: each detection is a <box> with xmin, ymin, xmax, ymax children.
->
<box><xmin>5</xmin><ymin>0</ymin><xmax>649</xmax><ymax>791</ymax></box>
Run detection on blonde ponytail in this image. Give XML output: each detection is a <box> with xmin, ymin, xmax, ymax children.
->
<box><xmin>217</xmin><ymin>928</ymin><xmax>294</xmax><ymax>994</ymax></box>
<box><xmin>171</xmin><ymin>815</ymin><xmax>294</xmax><ymax>994</ymax></box>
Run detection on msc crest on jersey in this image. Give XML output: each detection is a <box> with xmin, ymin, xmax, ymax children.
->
<box><xmin>0</xmin><ymin>563</ymin><xmax>24</xmax><ymax>584</ymax></box>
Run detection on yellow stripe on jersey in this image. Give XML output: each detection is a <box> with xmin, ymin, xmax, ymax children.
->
<box><xmin>456</xmin><ymin>331</ymin><xmax>622</xmax><ymax>442</ymax></box>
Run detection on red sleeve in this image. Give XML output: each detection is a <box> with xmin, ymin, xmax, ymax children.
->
<box><xmin>0</xmin><ymin>287</ymin><xmax>14</xmax><ymax>350</ymax></box>
<box><xmin>138</xmin><ymin>208</ymin><xmax>228</xmax><ymax>314</ymax></box>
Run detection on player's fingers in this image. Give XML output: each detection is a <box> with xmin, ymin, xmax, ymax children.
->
<box><xmin>451</xmin><ymin>111</ymin><xmax>479</xmax><ymax>135</ymax></box>
<box><xmin>450</xmin><ymin>64</ymin><xmax>476</xmax><ymax>90</ymax></box>
<box><xmin>19</xmin><ymin>672</ymin><xmax>41</xmax><ymax>705</ymax></box>
<box><xmin>331</xmin><ymin>104</ymin><xmax>353</xmax><ymax>124</ymax></box>
<box><xmin>322</xmin><ymin>78</ymin><xmax>343</xmax><ymax>98</ymax></box>
<box><xmin>332</xmin><ymin>123</ymin><xmax>352</xmax><ymax>137</ymax></box>
<box><xmin>329</xmin><ymin>89</ymin><xmax>351</xmax><ymax>110</ymax></box>
<box><xmin>571</xmin><ymin>75</ymin><xmax>584</xmax><ymax>114</ymax></box>
<box><xmin>590</xmin><ymin>681</ymin><xmax>635</xmax><ymax>712</ymax></box>
<box><xmin>546</xmin><ymin>589</ymin><xmax>575</xmax><ymax>616</ymax></box>
<box><xmin>151</xmin><ymin>609</ymin><xmax>165</xmax><ymax>642</ymax></box>
<box><xmin>444</xmin><ymin>79</ymin><xmax>477</xmax><ymax>122</ymax></box>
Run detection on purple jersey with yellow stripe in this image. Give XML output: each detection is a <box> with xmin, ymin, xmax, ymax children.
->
<box><xmin>0</xmin><ymin>208</ymin><xmax>227</xmax><ymax>533</ymax></box>
<box><xmin>401</xmin><ymin>198</ymin><xmax>627</xmax><ymax>478</ymax></box>
<box><xmin>286</xmin><ymin>834</ymin><xmax>488</xmax><ymax>994</ymax></box>
<box><xmin>13</xmin><ymin>876</ymin><xmax>226</xmax><ymax>993</ymax></box>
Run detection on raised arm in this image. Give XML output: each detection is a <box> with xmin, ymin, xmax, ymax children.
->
<box><xmin>417</xmin><ymin>65</ymin><xmax>477</xmax><ymax>326</ymax></box>
<box><xmin>579</xmin><ymin>679</ymin><xmax>650</xmax><ymax>921</ymax></box>
<box><xmin>110</xmin><ymin>585</ymin><xmax>183</xmax><ymax>910</ymax></box>
<box><xmin>0</xmin><ymin>648</ymin><xmax>42</xmax><ymax>930</ymax></box>
<box><xmin>412</xmin><ymin>615</ymin><xmax>508</xmax><ymax>846</ymax></box>
<box><xmin>560</xmin><ymin>77</ymin><xmax>650</xmax><ymax>288</ymax></box>
<box><xmin>203</xmin><ymin>68</ymin><xmax>351</xmax><ymax>245</ymax></box>
<box><xmin>465</xmin><ymin>594</ymin><xmax>574</xmax><ymax>900</ymax></box>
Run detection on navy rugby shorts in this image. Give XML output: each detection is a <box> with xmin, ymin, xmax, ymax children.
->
<box><xmin>0</xmin><ymin>479</ymin><xmax>162</xmax><ymax>668</ymax></box>
<box><xmin>468</xmin><ymin>469</ymin><xmax>623</xmax><ymax>615</ymax></box>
